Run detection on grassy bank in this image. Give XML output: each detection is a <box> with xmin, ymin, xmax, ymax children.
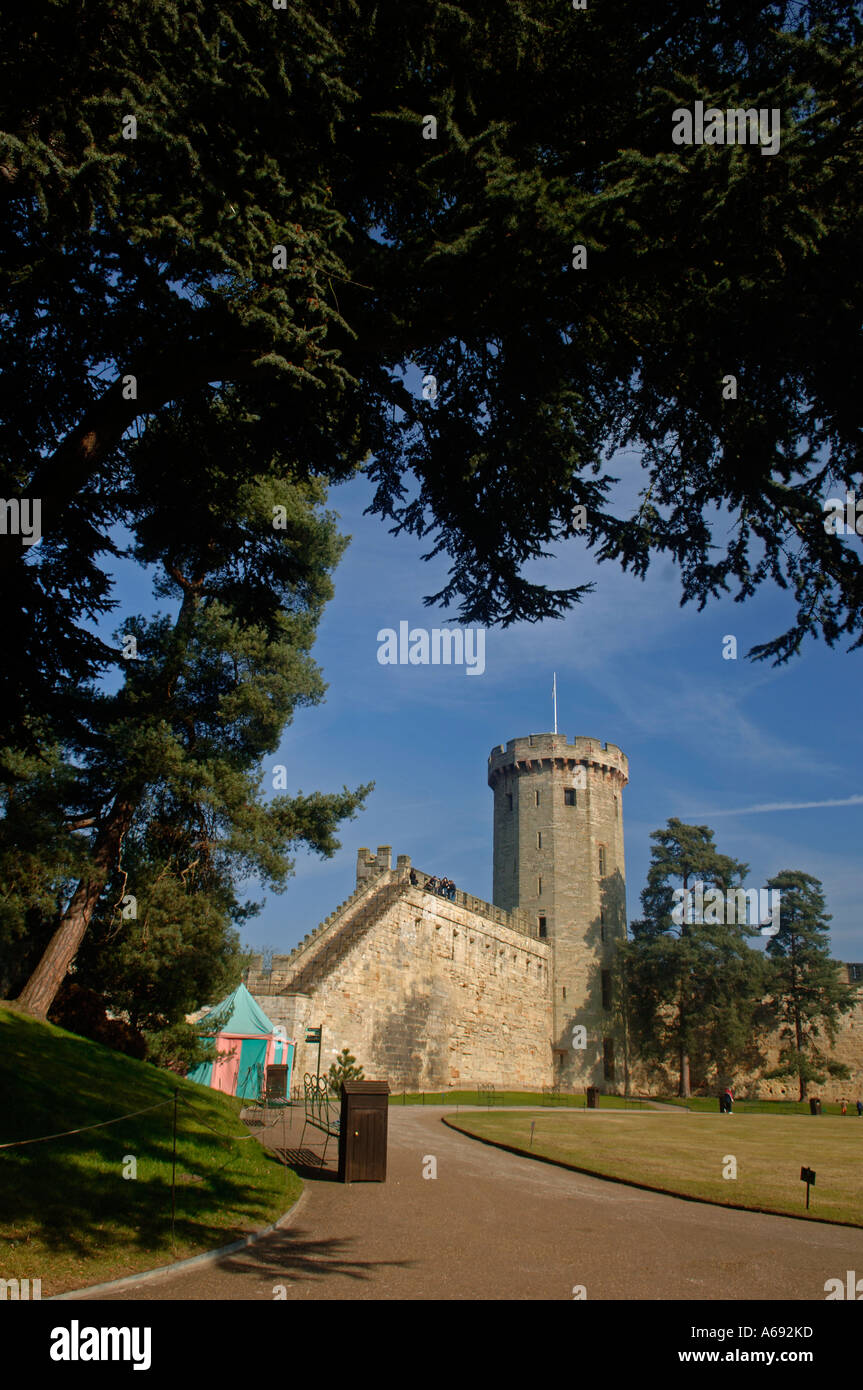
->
<box><xmin>0</xmin><ymin>1006</ymin><xmax>301</xmax><ymax>1295</ymax></box>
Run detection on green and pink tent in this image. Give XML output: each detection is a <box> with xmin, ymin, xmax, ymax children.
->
<box><xmin>187</xmin><ymin>983</ymin><xmax>293</xmax><ymax>1100</ymax></box>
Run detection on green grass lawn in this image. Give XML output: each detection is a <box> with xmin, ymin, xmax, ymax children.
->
<box><xmin>389</xmin><ymin>1089</ymin><xmax>645</xmax><ymax>1108</ymax></box>
<box><xmin>0</xmin><ymin>1006</ymin><xmax>301</xmax><ymax>1295</ymax></box>
<box><xmin>658</xmin><ymin>1095</ymin><xmax>853</xmax><ymax>1116</ymax></box>
<box><xmin>446</xmin><ymin>1108</ymin><xmax>863</xmax><ymax>1225</ymax></box>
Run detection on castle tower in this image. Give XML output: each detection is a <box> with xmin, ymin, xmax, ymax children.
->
<box><xmin>488</xmin><ymin>733</ymin><xmax>629</xmax><ymax>1089</ymax></box>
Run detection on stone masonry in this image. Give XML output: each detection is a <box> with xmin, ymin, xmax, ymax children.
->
<box><xmin>489</xmin><ymin>734</ymin><xmax>628</xmax><ymax>1090</ymax></box>
<box><xmin>247</xmin><ymin>849</ymin><xmax>552</xmax><ymax>1090</ymax></box>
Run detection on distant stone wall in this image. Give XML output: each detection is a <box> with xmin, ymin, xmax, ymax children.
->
<box><xmin>253</xmin><ymin>883</ymin><xmax>553</xmax><ymax>1090</ymax></box>
<box><xmin>743</xmin><ymin>962</ymin><xmax>863</xmax><ymax>1104</ymax></box>
<box><xmin>626</xmin><ymin>963</ymin><xmax>863</xmax><ymax>1102</ymax></box>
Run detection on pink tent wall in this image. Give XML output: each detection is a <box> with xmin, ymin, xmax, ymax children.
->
<box><xmin>209</xmin><ymin>1034</ymin><xmax>281</xmax><ymax>1094</ymax></box>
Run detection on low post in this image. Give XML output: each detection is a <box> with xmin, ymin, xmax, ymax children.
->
<box><xmin>800</xmin><ymin>1165</ymin><xmax>816</xmax><ymax>1209</ymax></box>
<box><xmin>171</xmin><ymin>1088</ymin><xmax>179</xmax><ymax>1253</ymax></box>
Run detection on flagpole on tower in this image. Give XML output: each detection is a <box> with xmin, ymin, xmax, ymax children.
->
<box><xmin>552</xmin><ymin>672</ymin><xmax>558</xmax><ymax>735</ymax></box>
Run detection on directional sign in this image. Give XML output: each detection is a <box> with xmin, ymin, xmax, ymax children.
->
<box><xmin>800</xmin><ymin>1166</ymin><xmax>816</xmax><ymax>1209</ymax></box>
<box><xmin>305</xmin><ymin>1028</ymin><xmax>322</xmax><ymax>1043</ymax></box>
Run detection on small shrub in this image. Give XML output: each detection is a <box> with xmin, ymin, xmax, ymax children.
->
<box><xmin>327</xmin><ymin>1047</ymin><xmax>364</xmax><ymax>1095</ymax></box>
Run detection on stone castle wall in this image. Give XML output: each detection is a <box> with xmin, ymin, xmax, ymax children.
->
<box><xmin>624</xmin><ymin>962</ymin><xmax>863</xmax><ymax>1103</ymax></box>
<box><xmin>247</xmin><ymin>854</ymin><xmax>552</xmax><ymax>1090</ymax></box>
<box><xmin>730</xmin><ymin>962</ymin><xmax>863</xmax><ymax>1104</ymax></box>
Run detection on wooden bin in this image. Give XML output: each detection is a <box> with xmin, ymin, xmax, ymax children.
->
<box><xmin>338</xmin><ymin>1081</ymin><xmax>390</xmax><ymax>1183</ymax></box>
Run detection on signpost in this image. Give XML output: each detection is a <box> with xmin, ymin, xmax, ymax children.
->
<box><xmin>305</xmin><ymin>1026</ymin><xmax>323</xmax><ymax>1082</ymax></box>
<box><xmin>800</xmin><ymin>1165</ymin><xmax>816</xmax><ymax>1209</ymax></box>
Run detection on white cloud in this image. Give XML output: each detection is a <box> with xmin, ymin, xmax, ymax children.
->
<box><xmin>692</xmin><ymin>796</ymin><xmax>863</xmax><ymax>816</ymax></box>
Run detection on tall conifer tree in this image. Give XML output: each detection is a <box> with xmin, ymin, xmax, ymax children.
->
<box><xmin>622</xmin><ymin>819</ymin><xmax>767</xmax><ymax>1096</ymax></box>
<box><xmin>762</xmin><ymin>870</ymin><xmax>858</xmax><ymax>1100</ymax></box>
<box><xmin>12</xmin><ymin>392</ymin><xmax>371</xmax><ymax>1017</ymax></box>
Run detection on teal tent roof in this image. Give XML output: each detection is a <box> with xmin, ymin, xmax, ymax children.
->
<box><xmin>197</xmin><ymin>982</ymin><xmax>276</xmax><ymax>1037</ymax></box>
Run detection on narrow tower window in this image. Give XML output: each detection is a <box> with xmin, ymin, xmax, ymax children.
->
<box><xmin>603</xmin><ymin>1037</ymin><xmax>615</xmax><ymax>1081</ymax></box>
<box><xmin>562</xmin><ymin>985</ymin><xmax>567</xmax><ymax>1000</ymax></box>
<box><xmin>598</xmin><ymin>845</ymin><xmax>606</xmax><ymax>876</ymax></box>
<box><xmin>536</xmin><ymin>831</ymin><xmax>542</xmax><ymax>849</ymax></box>
<box><xmin>535</xmin><ymin>789</ymin><xmax>541</xmax><ymax>807</ymax></box>
<box><xmin>506</xmin><ymin>793</ymin><xmax>513</xmax><ymax>810</ymax></box>
<box><xmin>564</xmin><ymin>788</ymin><xmax>576</xmax><ymax>806</ymax></box>
<box><xmin>537</xmin><ymin>875</ymin><xmax>542</xmax><ymax>896</ymax></box>
<box><xmin>538</xmin><ymin>916</ymin><xmax>547</xmax><ymax>938</ymax></box>
<box><xmin>601</xmin><ymin>970</ymin><xmax>612</xmax><ymax>1011</ymax></box>
<box><xmin>600</xmin><ymin>906</ymin><xmax>606</xmax><ymax>942</ymax></box>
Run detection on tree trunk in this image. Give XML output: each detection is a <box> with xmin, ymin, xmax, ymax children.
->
<box><xmin>677</xmin><ymin>991</ymin><xmax>692</xmax><ymax>1097</ymax></box>
<box><xmin>16</xmin><ymin>794</ymin><xmax>138</xmax><ymax>1018</ymax></box>
<box><xmin>678</xmin><ymin>876</ymin><xmax>691</xmax><ymax>1097</ymax></box>
<box><xmin>678</xmin><ymin>1041</ymin><xmax>691</xmax><ymax>1098</ymax></box>
<box><xmin>796</xmin><ymin>1010</ymin><xmax>806</xmax><ymax>1102</ymax></box>
<box><xmin>791</xmin><ymin>932</ymin><xmax>806</xmax><ymax>1102</ymax></box>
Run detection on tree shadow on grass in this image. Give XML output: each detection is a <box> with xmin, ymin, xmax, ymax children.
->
<box><xmin>1</xmin><ymin>1116</ymin><xmax>294</xmax><ymax>1262</ymax></box>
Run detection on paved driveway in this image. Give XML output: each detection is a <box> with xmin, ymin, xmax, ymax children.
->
<box><xmin>89</xmin><ymin>1105</ymin><xmax>863</xmax><ymax>1301</ymax></box>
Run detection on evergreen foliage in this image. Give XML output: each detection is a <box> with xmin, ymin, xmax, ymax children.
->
<box><xmin>327</xmin><ymin>1046</ymin><xmax>365</xmax><ymax>1095</ymax></box>
<box><xmin>2</xmin><ymin>1</ymin><xmax>863</xmax><ymax>743</ymax></box>
<box><xmin>622</xmin><ymin>819</ymin><xmax>770</xmax><ymax>1096</ymax></box>
<box><xmin>9</xmin><ymin>393</ymin><xmax>371</xmax><ymax>1019</ymax></box>
<box><xmin>762</xmin><ymin>870</ymin><xmax>859</xmax><ymax>1099</ymax></box>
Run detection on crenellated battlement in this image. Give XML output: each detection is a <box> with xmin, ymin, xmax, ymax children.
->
<box><xmin>356</xmin><ymin>845</ymin><xmax>409</xmax><ymax>885</ymax></box>
<box><xmin>488</xmin><ymin>732</ymin><xmax>629</xmax><ymax>786</ymax></box>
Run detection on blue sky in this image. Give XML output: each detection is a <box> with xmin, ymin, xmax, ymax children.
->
<box><xmin>93</xmin><ymin>427</ymin><xmax>862</xmax><ymax>966</ymax></box>
<box><xmin>241</xmin><ymin>457</ymin><xmax>863</xmax><ymax>966</ymax></box>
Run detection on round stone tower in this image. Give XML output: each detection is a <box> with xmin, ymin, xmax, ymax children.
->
<box><xmin>488</xmin><ymin>733</ymin><xmax>629</xmax><ymax>1089</ymax></box>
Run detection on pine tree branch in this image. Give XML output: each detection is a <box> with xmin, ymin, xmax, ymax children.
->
<box><xmin>0</xmin><ymin>345</ymin><xmax>274</xmax><ymax>573</ymax></box>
